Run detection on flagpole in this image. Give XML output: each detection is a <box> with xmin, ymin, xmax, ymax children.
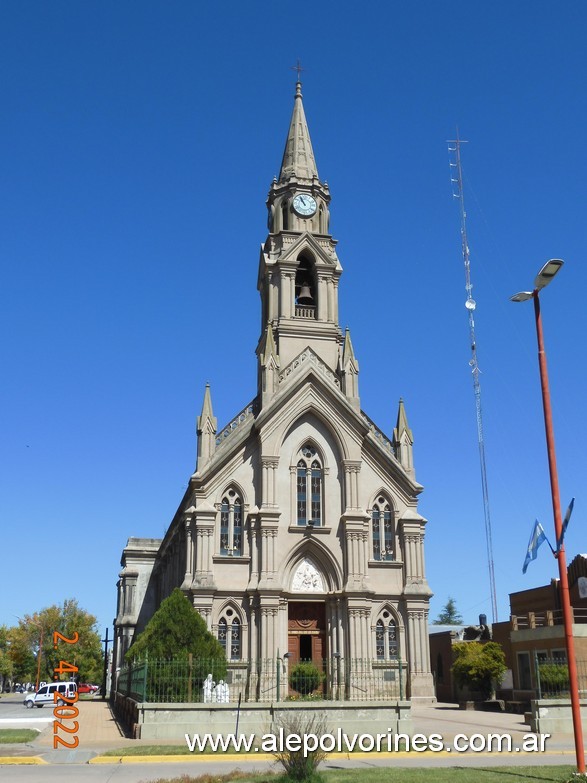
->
<box><xmin>533</xmin><ymin>289</ymin><xmax>585</xmax><ymax>774</ymax></box>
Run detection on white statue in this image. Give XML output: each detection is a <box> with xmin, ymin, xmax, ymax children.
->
<box><xmin>214</xmin><ymin>679</ymin><xmax>229</xmax><ymax>703</ymax></box>
<box><xmin>203</xmin><ymin>673</ymin><xmax>215</xmax><ymax>703</ymax></box>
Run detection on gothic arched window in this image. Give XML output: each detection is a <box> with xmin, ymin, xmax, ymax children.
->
<box><xmin>296</xmin><ymin>444</ymin><xmax>322</xmax><ymax>526</ymax></box>
<box><xmin>375</xmin><ymin>614</ymin><xmax>398</xmax><ymax>661</ymax></box>
<box><xmin>372</xmin><ymin>497</ymin><xmax>394</xmax><ymax>561</ymax></box>
<box><xmin>217</xmin><ymin>610</ymin><xmax>242</xmax><ymax>660</ymax></box>
<box><xmin>219</xmin><ymin>489</ymin><xmax>243</xmax><ymax>556</ymax></box>
<box><xmin>281</xmin><ymin>199</ymin><xmax>289</xmax><ymax>231</ymax></box>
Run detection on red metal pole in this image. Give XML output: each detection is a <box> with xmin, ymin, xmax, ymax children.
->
<box><xmin>533</xmin><ymin>291</ymin><xmax>585</xmax><ymax>773</ymax></box>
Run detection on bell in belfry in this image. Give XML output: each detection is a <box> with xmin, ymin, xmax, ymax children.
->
<box><xmin>297</xmin><ymin>282</ymin><xmax>314</xmax><ymax>305</ymax></box>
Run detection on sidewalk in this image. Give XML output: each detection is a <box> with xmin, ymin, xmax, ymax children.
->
<box><xmin>412</xmin><ymin>702</ymin><xmax>570</xmax><ymax>748</ymax></box>
<box><xmin>413</xmin><ymin>702</ymin><xmax>531</xmax><ymax>739</ymax></box>
<box><xmin>37</xmin><ymin>699</ymin><xmax>129</xmax><ymax>749</ymax></box>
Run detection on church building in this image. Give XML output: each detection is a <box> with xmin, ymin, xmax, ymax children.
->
<box><xmin>114</xmin><ymin>81</ymin><xmax>434</xmax><ymax>700</ymax></box>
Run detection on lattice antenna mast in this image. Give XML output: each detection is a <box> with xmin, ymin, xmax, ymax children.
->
<box><xmin>448</xmin><ymin>136</ymin><xmax>498</xmax><ymax>623</ymax></box>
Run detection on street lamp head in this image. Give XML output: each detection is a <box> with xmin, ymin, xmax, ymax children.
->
<box><xmin>510</xmin><ymin>291</ymin><xmax>534</xmax><ymax>303</ymax></box>
<box><xmin>510</xmin><ymin>259</ymin><xmax>564</xmax><ymax>303</ymax></box>
<box><xmin>534</xmin><ymin>258</ymin><xmax>564</xmax><ymax>291</ymax></box>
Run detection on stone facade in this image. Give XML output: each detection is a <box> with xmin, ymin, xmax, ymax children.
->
<box><xmin>114</xmin><ymin>81</ymin><xmax>434</xmax><ymax>701</ymax></box>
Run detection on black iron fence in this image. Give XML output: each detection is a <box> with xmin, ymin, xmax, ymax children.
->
<box><xmin>115</xmin><ymin>656</ymin><xmax>404</xmax><ymax>703</ymax></box>
<box><xmin>535</xmin><ymin>657</ymin><xmax>587</xmax><ymax>699</ymax></box>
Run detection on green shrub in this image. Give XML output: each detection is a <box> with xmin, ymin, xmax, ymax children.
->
<box><xmin>289</xmin><ymin>663</ymin><xmax>323</xmax><ymax>696</ymax></box>
<box><xmin>539</xmin><ymin>663</ymin><xmax>569</xmax><ymax>695</ymax></box>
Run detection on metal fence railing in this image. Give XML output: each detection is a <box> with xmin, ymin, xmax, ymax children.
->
<box><xmin>115</xmin><ymin>656</ymin><xmax>404</xmax><ymax>704</ymax></box>
<box><xmin>535</xmin><ymin>657</ymin><xmax>587</xmax><ymax>699</ymax></box>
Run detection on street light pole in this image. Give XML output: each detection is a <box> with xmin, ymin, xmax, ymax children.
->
<box><xmin>511</xmin><ymin>260</ymin><xmax>585</xmax><ymax>774</ymax></box>
<box><xmin>35</xmin><ymin>625</ymin><xmax>44</xmax><ymax>693</ymax></box>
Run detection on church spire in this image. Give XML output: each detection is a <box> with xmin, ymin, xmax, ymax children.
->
<box><xmin>341</xmin><ymin>327</ymin><xmax>360</xmax><ymax>409</ymax></box>
<box><xmin>259</xmin><ymin>80</ymin><xmax>341</xmax><ymax>378</ymax></box>
<box><xmin>279</xmin><ymin>81</ymin><xmax>319</xmax><ymax>182</ymax></box>
<box><xmin>259</xmin><ymin>322</ymin><xmax>280</xmax><ymax>407</ymax></box>
<box><xmin>393</xmin><ymin>398</ymin><xmax>415</xmax><ymax>477</ymax></box>
<box><xmin>196</xmin><ymin>383</ymin><xmax>217</xmax><ymax>472</ymax></box>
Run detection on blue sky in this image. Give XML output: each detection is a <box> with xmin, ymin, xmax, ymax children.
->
<box><xmin>1</xmin><ymin>1</ymin><xmax>586</xmax><ymax>637</ymax></box>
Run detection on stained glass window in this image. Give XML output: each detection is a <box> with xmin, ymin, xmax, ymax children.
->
<box><xmin>219</xmin><ymin>491</ymin><xmax>244</xmax><ymax>556</ymax></box>
<box><xmin>231</xmin><ymin>618</ymin><xmax>241</xmax><ymax>660</ymax></box>
<box><xmin>220</xmin><ymin>500</ymin><xmax>230</xmax><ymax>555</ymax></box>
<box><xmin>376</xmin><ymin>619</ymin><xmax>385</xmax><ymax>660</ymax></box>
<box><xmin>217</xmin><ymin>614</ymin><xmax>241</xmax><ymax>661</ymax></box>
<box><xmin>218</xmin><ymin>618</ymin><xmax>227</xmax><ymax>655</ymax></box>
<box><xmin>375</xmin><ymin>616</ymin><xmax>398</xmax><ymax>660</ymax></box>
<box><xmin>372</xmin><ymin>498</ymin><xmax>393</xmax><ymax>560</ymax></box>
<box><xmin>295</xmin><ymin>446</ymin><xmax>322</xmax><ymax>526</ymax></box>
<box><xmin>297</xmin><ymin>461</ymin><xmax>307</xmax><ymax>526</ymax></box>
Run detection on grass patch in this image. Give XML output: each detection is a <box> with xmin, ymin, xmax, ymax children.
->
<box><xmin>145</xmin><ymin>774</ymin><xmax>275</xmax><ymax>783</ymax></box>
<box><xmin>0</xmin><ymin>729</ymin><xmax>39</xmax><ymax>744</ymax></box>
<box><xmin>103</xmin><ymin>745</ymin><xmax>204</xmax><ymax>756</ymax></box>
<box><xmin>318</xmin><ymin>769</ymin><xmax>576</xmax><ymax>783</ymax></box>
<box><xmin>143</xmin><ymin>767</ymin><xmax>577</xmax><ymax>783</ymax></box>
<box><xmin>102</xmin><ymin>737</ymin><xmax>410</xmax><ymax>757</ymax></box>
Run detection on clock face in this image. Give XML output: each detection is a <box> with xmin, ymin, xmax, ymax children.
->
<box><xmin>293</xmin><ymin>193</ymin><xmax>317</xmax><ymax>217</ymax></box>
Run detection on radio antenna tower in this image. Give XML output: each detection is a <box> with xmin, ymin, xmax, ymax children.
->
<box><xmin>448</xmin><ymin>135</ymin><xmax>498</xmax><ymax>623</ymax></box>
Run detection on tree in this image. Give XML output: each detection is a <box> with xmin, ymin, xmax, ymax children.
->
<box><xmin>0</xmin><ymin>626</ymin><xmax>14</xmax><ymax>690</ymax></box>
<box><xmin>126</xmin><ymin>588</ymin><xmax>226</xmax><ymax>663</ymax></box>
<box><xmin>434</xmin><ymin>597</ymin><xmax>463</xmax><ymax>625</ymax></box>
<box><xmin>452</xmin><ymin>641</ymin><xmax>507</xmax><ymax>700</ymax></box>
<box><xmin>125</xmin><ymin>589</ymin><xmax>227</xmax><ymax>702</ymax></box>
<box><xmin>6</xmin><ymin>626</ymin><xmax>36</xmax><ymax>683</ymax></box>
<box><xmin>11</xmin><ymin>600</ymin><xmax>102</xmax><ymax>684</ymax></box>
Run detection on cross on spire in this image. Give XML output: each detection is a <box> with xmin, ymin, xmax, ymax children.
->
<box><xmin>291</xmin><ymin>59</ymin><xmax>304</xmax><ymax>83</ymax></box>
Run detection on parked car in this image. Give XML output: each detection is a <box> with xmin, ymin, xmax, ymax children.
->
<box><xmin>24</xmin><ymin>682</ymin><xmax>77</xmax><ymax>708</ymax></box>
<box><xmin>77</xmin><ymin>683</ymin><xmax>99</xmax><ymax>694</ymax></box>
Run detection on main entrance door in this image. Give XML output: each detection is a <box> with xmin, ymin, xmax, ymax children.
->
<box><xmin>287</xmin><ymin>602</ymin><xmax>326</xmax><ymax>664</ymax></box>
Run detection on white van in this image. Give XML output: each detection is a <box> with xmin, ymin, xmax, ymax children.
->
<box><xmin>24</xmin><ymin>681</ymin><xmax>77</xmax><ymax>708</ymax></box>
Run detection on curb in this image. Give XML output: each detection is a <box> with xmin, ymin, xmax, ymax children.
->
<box><xmin>90</xmin><ymin>752</ymin><xmax>276</xmax><ymax>764</ymax></box>
<box><xmin>89</xmin><ymin>748</ymin><xmax>575</xmax><ymax>764</ymax></box>
<box><xmin>0</xmin><ymin>756</ymin><xmax>48</xmax><ymax>765</ymax></box>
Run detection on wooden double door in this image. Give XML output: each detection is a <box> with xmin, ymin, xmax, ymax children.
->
<box><xmin>287</xmin><ymin>601</ymin><xmax>326</xmax><ymax>665</ymax></box>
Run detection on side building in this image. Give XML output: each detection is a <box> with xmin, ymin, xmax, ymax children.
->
<box><xmin>429</xmin><ymin>554</ymin><xmax>587</xmax><ymax>706</ymax></box>
<box><xmin>114</xmin><ymin>81</ymin><xmax>435</xmax><ymax>701</ymax></box>
<box><xmin>493</xmin><ymin>553</ymin><xmax>587</xmax><ymax>702</ymax></box>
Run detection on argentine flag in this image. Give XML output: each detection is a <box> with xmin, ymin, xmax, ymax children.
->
<box><xmin>522</xmin><ymin>520</ymin><xmax>548</xmax><ymax>574</ymax></box>
<box><xmin>557</xmin><ymin>497</ymin><xmax>575</xmax><ymax>551</ymax></box>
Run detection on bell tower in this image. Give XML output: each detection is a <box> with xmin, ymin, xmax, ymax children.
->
<box><xmin>257</xmin><ymin>80</ymin><xmax>344</xmax><ymax>398</ymax></box>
